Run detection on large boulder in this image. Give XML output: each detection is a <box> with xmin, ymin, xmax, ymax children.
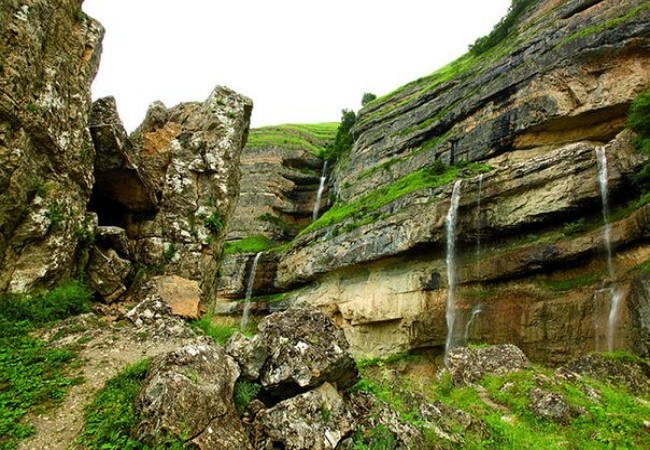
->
<box><xmin>135</xmin><ymin>337</ymin><xmax>248</xmax><ymax>449</ymax></box>
<box><xmin>226</xmin><ymin>305</ymin><xmax>359</xmax><ymax>398</ymax></box>
<box><xmin>251</xmin><ymin>382</ymin><xmax>355</xmax><ymax>450</ymax></box>
<box><xmin>0</xmin><ymin>0</ymin><xmax>103</xmax><ymax>293</ymax></box>
<box><xmin>446</xmin><ymin>345</ymin><xmax>530</xmax><ymax>385</ymax></box>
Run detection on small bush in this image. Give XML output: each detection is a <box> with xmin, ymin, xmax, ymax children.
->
<box><xmin>361</xmin><ymin>92</ymin><xmax>377</xmax><ymax>106</ymax></box>
<box><xmin>233</xmin><ymin>380</ymin><xmax>261</xmax><ymax>416</ymax></box>
<box><xmin>203</xmin><ymin>211</ymin><xmax>223</xmax><ymax>234</ymax></box>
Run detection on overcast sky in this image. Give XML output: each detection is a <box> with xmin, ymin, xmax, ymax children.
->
<box><xmin>83</xmin><ymin>0</ymin><xmax>512</xmax><ymax>131</ymax></box>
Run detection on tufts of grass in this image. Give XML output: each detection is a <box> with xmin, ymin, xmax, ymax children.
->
<box><xmin>0</xmin><ymin>281</ymin><xmax>92</xmax><ymax>449</ymax></box>
<box><xmin>78</xmin><ymin>360</ymin><xmax>152</xmax><ymax>449</ymax></box>
<box><xmin>190</xmin><ymin>314</ymin><xmax>254</xmax><ymax>345</ymax></box>
<box><xmin>543</xmin><ymin>273</ymin><xmax>602</xmax><ymax>292</ymax></box>
<box><xmin>223</xmin><ymin>235</ymin><xmax>278</xmax><ymax>256</ymax></box>
<box><xmin>299</xmin><ymin>162</ymin><xmax>492</xmax><ymax>237</ymax></box>
<box><xmin>233</xmin><ymin>380</ymin><xmax>261</xmax><ymax>416</ymax></box>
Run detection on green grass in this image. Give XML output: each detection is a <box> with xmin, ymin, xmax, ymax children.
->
<box><xmin>190</xmin><ymin>314</ymin><xmax>254</xmax><ymax>345</ymax></box>
<box><xmin>233</xmin><ymin>380</ymin><xmax>261</xmax><ymax>416</ymax></box>
<box><xmin>558</xmin><ymin>3</ymin><xmax>650</xmax><ymax>48</ymax></box>
<box><xmin>351</xmin><ymin>349</ymin><xmax>650</xmax><ymax>449</ymax></box>
<box><xmin>246</xmin><ymin>123</ymin><xmax>338</xmax><ymax>157</ymax></box>
<box><xmin>79</xmin><ymin>360</ymin><xmax>151</xmax><ymax>449</ymax></box>
<box><xmin>0</xmin><ymin>281</ymin><xmax>92</xmax><ymax>450</ymax></box>
<box><xmin>543</xmin><ymin>273</ymin><xmax>602</xmax><ymax>292</ymax></box>
<box><xmin>299</xmin><ymin>162</ymin><xmax>492</xmax><ymax>237</ymax></box>
<box><xmin>223</xmin><ymin>235</ymin><xmax>279</xmax><ymax>255</ymax></box>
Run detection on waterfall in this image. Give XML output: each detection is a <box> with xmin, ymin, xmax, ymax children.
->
<box><xmin>240</xmin><ymin>252</ymin><xmax>262</xmax><ymax>330</ymax></box>
<box><xmin>596</xmin><ymin>147</ymin><xmax>614</xmax><ymax>278</ymax></box>
<box><xmin>595</xmin><ymin>147</ymin><xmax>621</xmax><ymax>351</ymax></box>
<box><xmin>607</xmin><ymin>288</ymin><xmax>623</xmax><ymax>351</ymax></box>
<box><xmin>464</xmin><ymin>303</ymin><xmax>484</xmax><ymax>344</ymax></box>
<box><xmin>476</xmin><ymin>173</ymin><xmax>484</xmax><ymax>259</ymax></box>
<box><xmin>312</xmin><ymin>160</ymin><xmax>328</xmax><ymax>222</ymax></box>
<box><xmin>445</xmin><ymin>180</ymin><xmax>463</xmax><ymax>362</ymax></box>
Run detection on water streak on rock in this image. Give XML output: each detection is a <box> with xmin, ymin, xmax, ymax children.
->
<box><xmin>445</xmin><ymin>180</ymin><xmax>463</xmax><ymax>363</ymax></box>
<box><xmin>241</xmin><ymin>252</ymin><xmax>262</xmax><ymax>329</ymax></box>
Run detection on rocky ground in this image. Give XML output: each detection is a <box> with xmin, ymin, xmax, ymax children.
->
<box><xmin>12</xmin><ymin>299</ymin><xmax>650</xmax><ymax>450</ymax></box>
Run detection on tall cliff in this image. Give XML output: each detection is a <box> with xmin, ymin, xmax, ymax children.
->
<box><xmin>0</xmin><ymin>0</ymin><xmax>253</xmax><ymax>305</ymax></box>
<box><xmin>0</xmin><ymin>0</ymin><xmax>103</xmax><ymax>292</ymax></box>
<box><xmin>219</xmin><ymin>0</ymin><xmax>650</xmax><ymax>364</ymax></box>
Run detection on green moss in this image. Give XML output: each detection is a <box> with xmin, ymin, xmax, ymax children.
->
<box><xmin>203</xmin><ymin>211</ymin><xmax>223</xmax><ymax>234</ymax></box>
<box><xmin>299</xmin><ymin>162</ymin><xmax>492</xmax><ymax>236</ymax></box>
<box><xmin>559</xmin><ymin>3</ymin><xmax>650</xmax><ymax>48</ymax></box>
<box><xmin>224</xmin><ymin>235</ymin><xmax>279</xmax><ymax>255</ymax></box>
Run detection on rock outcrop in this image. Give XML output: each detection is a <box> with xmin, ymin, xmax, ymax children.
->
<box><xmin>446</xmin><ymin>345</ymin><xmax>531</xmax><ymax>385</ymax></box>
<box><xmin>89</xmin><ymin>88</ymin><xmax>252</xmax><ymax>303</ymax></box>
<box><xmin>217</xmin><ymin>0</ymin><xmax>650</xmax><ymax>364</ymax></box>
<box><xmin>0</xmin><ymin>0</ymin><xmax>103</xmax><ymax>292</ymax></box>
<box><xmin>226</xmin><ymin>304</ymin><xmax>359</xmax><ymax>398</ymax></box>
<box><xmin>135</xmin><ymin>337</ymin><xmax>248</xmax><ymax>449</ymax></box>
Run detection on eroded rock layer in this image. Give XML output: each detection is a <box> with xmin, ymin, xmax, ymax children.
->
<box><xmin>218</xmin><ymin>0</ymin><xmax>650</xmax><ymax>363</ymax></box>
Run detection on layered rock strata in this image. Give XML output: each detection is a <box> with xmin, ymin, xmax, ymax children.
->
<box><xmin>218</xmin><ymin>0</ymin><xmax>650</xmax><ymax>363</ymax></box>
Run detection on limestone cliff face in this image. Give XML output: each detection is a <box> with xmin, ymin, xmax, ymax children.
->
<box><xmin>89</xmin><ymin>88</ymin><xmax>252</xmax><ymax>302</ymax></box>
<box><xmin>218</xmin><ymin>0</ymin><xmax>650</xmax><ymax>363</ymax></box>
<box><xmin>217</xmin><ymin>124</ymin><xmax>336</xmax><ymax>300</ymax></box>
<box><xmin>0</xmin><ymin>0</ymin><xmax>103</xmax><ymax>292</ymax></box>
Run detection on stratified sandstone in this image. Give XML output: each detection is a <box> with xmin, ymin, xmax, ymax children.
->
<box><xmin>218</xmin><ymin>0</ymin><xmax>650</xmax><ymax>363</ymax></box>
<box><xmin>0</xmin><ymin>0</ymin><xmax>103</xmax><ymax>292</ymax></box>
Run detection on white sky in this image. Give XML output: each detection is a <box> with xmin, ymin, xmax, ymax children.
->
<box><xmin>83</xmin><ymin>0</ymin><xmax>512</xmax><ymax>131</ymax></box>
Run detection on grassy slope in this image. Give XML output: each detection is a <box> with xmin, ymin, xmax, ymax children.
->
<box><xmin>245</xmin><ymin>122</ymin><xmax>338</xmax><ymax>157</ymax></box>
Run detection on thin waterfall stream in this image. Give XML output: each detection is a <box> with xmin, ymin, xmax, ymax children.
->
<box><xmin>445</xmin><ymin>180</ymin><xmax>463</xmax><ymax>362</ymax></box>
<box><xmin>240</xmin><ymin>251</ymin><xmax>262</xmax><ymax>330</ymax></box>
<box><xmin>595</xmin><ymin>147</ymin><xmax>621</xmax><ymax>351</ymax></box>
<box><xmin>312</xmin><ymin>160</ymin><xmax>328</xmax><ymax>222</ymax></box>
<box><xmin>464</xmin><ymin>303</ymin><xmax>484</xmax><ymax>344</ymax></box>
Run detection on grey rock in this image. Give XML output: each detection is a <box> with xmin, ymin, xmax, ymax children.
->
<box><xmin>226</xmin><ymin>305</ymin><xmax>358</xmax><ymax>398</ymax></box>
<box><xmin>447</xmin><ymin>345</ymin><xmax>530</xmax><ymax>385</ymax></box>
<box><xmin>86</xmin><ymin>246</ymin><xmax>131</xmax><ymax>303</ymax></box>
<box><xmin>528</xmin><ymin>387</ymin><xmax>583</xmax><ymax>424</ymax></box>
<box><xmin>135</xmin><ymin>337</ymin><xmax>249</xmax><ymax>449</ymax></box>
<box><xmin>556</xmin><ymin>353</ymin><xmax>650</xmax><ymax>395</ymax></box>
<box><xmin>252</xmin><ymin>382</ymin><xmax>355</xmax><ymax>450</ymax></box>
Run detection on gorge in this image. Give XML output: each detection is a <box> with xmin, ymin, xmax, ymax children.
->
<box><xmin>1</xmin><ymin>0</ymin><xmax>650</xmax><ymax>448</ymax></box>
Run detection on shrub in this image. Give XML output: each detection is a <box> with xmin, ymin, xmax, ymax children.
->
<box><xmin>361</xmin><ymin>92</ymin><xmax>377</xmax><ymax>106</ymax></box>
<box><xmin>233</xmin><ymin>380</ymin><xmax>261</xmax><ymax>416</ymax></box>
<box><xmin>469</xmin><ymin>0</ymin><xmax>538</xmax><ymax>56</ymax></box>
<box><xmin>326</xmin><ymin>109</ymin><xmax>356</xmax><ymax>161</ymax></box>
<box><xmin>203</xmin><ymin>211</ymin><xmax>223</xmax><ymax>233</ymax></box>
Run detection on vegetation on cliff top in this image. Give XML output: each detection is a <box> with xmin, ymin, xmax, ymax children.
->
<box><xmin>245</xmin><ymin>123</ymin><xmax>338</xmax><ymax>157</ymax></box>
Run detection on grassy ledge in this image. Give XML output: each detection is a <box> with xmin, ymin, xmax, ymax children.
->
<box><xmin>245</xmin><ymin>123</ymin><xmax>338</xmax><ymax>158</ymax></box>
